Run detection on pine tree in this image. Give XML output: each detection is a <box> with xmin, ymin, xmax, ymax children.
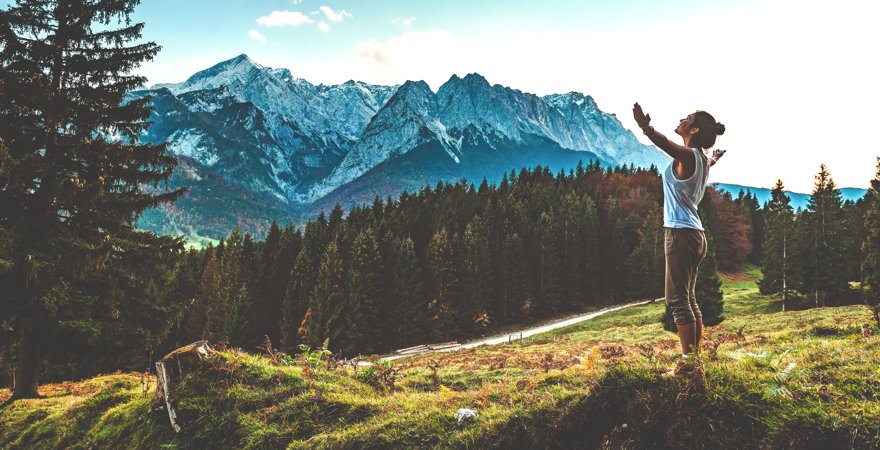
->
<box><xmin>759</xmin><ymin>180</ymin><xmax>794</xmax><ymax>309</ymax></box>
<box><xmin>280</xmin><ymin>219</ymin><xmax>324</xmax><ymax>352</ymax></box>
<box><xmin>215</xmin><ymin>227</ymin><xmax>258</xmax><ymax>347</ymax></box>
<box><xmin>305</xmin><ymin>240</ymin><xmax>345</xmax><ymax>350</ymax></box>
<box><xmin>253</xmin><ymin>221</ymin><xmax>282</xmax><ymax>344</ymax></box>
<box><xmin>222</xmin><ymin>285</ymin><xmax>252</xmax><ymax>347</ymax></box>
<box><xmin>625</xmin><ymin>209</ymin><xmax>664</xmax><ymax>299</ymax></box>
<box><xmin>501</xmin><ymin>232</ymin><xmax>527</xmax><ymax>324</ymax></box>
<box><xmin>280</xmin><ymin>249</ymin><xmax>314</xmax><ymax>352</ymax></box>
<box><xmin>0</xmin><ymin>0</ymin><xmax>184</xmax><ymax>399</ymax></box>
<box><xmin>746</xmin><ymin>192</ymin><xmax>765</xmax><ymax>265</ymax></box>
<box><xmin>560</xmin><ymin>192</ymin><xmax>586</xmax><ymax>306</ymax></box>
<box><xmin>329</xmin><ymin>204</ymin><xmax>345</xmax><ymax>238</ymax></box>
<box><xmin>188</xmin><ymin>251</ymin><xmax>219</xmax><ymax>340</ymax></box>
<box><xmin>804</xmin><ymin>164</ymin><xmax>848</xmax><ymax>306</ymax></box>
<box><xmin>342</xmin><ymin>227</ymin><xmax>383</xmax><ymax>355</ymax></box>
<box><xmin>463</xmin><ymin>216</ymin><xmax>492</xmax><ymax>332</ymax></box>
<box><xmin>427</xmin><ymin>227</ymin><xmax>462</xmax><ymax>340</ymax></box>
<box><xmin>238</xmin><ymin>232</ymin><xmax>258</xmax><ymax>345</ymax></box>
<box><xmin>862</xmin><ymin>158</ymin><xmax>880</xmax><ymax>308</ymax></box>
<box><xmin>269</xmin><ymin>225</ymin><xmax>301</xmax><ymax>345</ymax></box>
<box><xmin>535</xmin><ymin>211</ymin><xmax>563</xmax><ymax>315</ymax></box>
<box><xmin>161</xmin><ymin>248</ymin><xmax>204</xmax><ymax>348</ymax></box>
<box><xmin>580</xmin><ymin>194</ymin><xmax>602</xmax><ymax>306</ymax></box>
<box><xmin>842</xmin><ymin>198</ymin><xmax>869</xmax><ymax>290</ymax></box>
<box><xmin>391</xmin><ymin>237</ymin><xmax>425</xmax><ymax>347</ymax></box>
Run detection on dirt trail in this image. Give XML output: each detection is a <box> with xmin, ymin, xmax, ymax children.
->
<box><xmin>379</xmin><ymin>298</ymin><xmax>656</xmax><ymax>362</ymax></box>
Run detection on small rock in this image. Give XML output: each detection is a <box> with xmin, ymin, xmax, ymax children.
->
<box><xmin>454</xmin><ymin>408</ymin><xmax>478</xmax><ymax>427</ymax></box>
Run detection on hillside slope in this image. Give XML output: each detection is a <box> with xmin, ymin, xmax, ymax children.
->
<box><xmin>3</xmin><ymin>267</ymin><xmax>879</xmax><ymax>449</ymax></box>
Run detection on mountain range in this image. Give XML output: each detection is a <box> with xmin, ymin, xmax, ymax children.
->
<box><xmin>710</xmin><ymin>183</ymin><xmax>867</xmax><ymax>211</ymax></box>
<box><xmin>129</xmin><ymin>54</ymin><xmax>865</xmax><ymax>244</ymax></box>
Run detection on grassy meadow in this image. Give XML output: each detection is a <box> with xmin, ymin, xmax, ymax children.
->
<box><xmin>2</xmin><ymin>265</ymin><xmax>879</xmax><ymax>449</ymax></box>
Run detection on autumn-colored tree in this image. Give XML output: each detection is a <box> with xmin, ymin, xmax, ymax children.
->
<box><xmin>706</xmin><ymin>189</ymin><xmax>752</xmax><ymax>272</ymax></box>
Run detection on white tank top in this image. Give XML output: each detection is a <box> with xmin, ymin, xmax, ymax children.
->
<box><xmin>661</xmin><ymin>147</ymin><xmax>710</xmax><ymax>230</ymax></box>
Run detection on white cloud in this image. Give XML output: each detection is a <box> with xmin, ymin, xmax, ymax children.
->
<box><xmin>353</xmin><ymin>30</ymin><xmax>467</xmax><ymax>83</ymax></box>
<box><xmin>291</xmin><ymin>0</ymin><xmax>302</xmax><ymax>4</ymax></box>
<box><xmin>247</xmin><ymin>29</ymin><xmax>267</xmax><ymax>43</ymax></box>
<box><xmin>256</xmin><ymin>10</ymin><xmax>314</xmax><ymax>27</ymax></box>
<box><xmin>319</xmin><ymin>6</ymin><xmax>351</xmax><ymax>22</ymax></box>
<box><xmin>391</xmin><ymin>16</ymin><xmax>417</xmax><ymax>26</ymax></box>
<box><xmin>318</xmin><ymin>21</ymin><xmax>331</xmax><ymax>33</ymax></box>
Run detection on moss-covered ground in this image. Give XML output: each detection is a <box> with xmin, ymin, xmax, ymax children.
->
<box><xmin>3</xmin><ymin>265</ymin><xmax>879</xmax><ymax>449</ymax></box>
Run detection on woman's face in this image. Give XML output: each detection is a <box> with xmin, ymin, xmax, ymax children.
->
<box><xmin>675</xmin><ymin>113</ymin><xmax>698</xmax><ymax>137</ymax></box>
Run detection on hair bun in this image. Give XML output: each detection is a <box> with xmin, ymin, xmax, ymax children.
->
<box><xmin>714</xmin><ymin>122</ymin><xmax>726</xmax><ymax>136</ymax></box>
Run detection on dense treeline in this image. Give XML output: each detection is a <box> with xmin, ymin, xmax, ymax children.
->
<box><xmin>156</xmin><ymin>162</ymin><xmax>742</xmax><ymax>359</ymax></box>
<box><xmin>760</xmin><ymin>162</ymin><xmax>879</xmax><ymax>309</ymax></box>
<box><xmin>2</xmin><ymin>154</ymin><xmax>768</xmax><ymax>387</ymax></box>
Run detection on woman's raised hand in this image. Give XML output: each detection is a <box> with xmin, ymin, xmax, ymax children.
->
<box><xmin>632</xmin><ymin>103</ymin><xmax>651</xmax><ymax>129</ymax></box>
<box><xmin>712</xmin><ymin>149</ymin><xmax>727</xmax><ymax>159</ymax></box>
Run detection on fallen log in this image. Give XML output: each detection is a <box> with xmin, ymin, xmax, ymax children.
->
<box><xmin>153</xmin><ymin>340</ymin><xmax>214</xmax><ymax>432</ymax></box>
<box><xmin>427</xmin><ymin>341</ymin><xmax>459</xmax><ymax>350</ymax></box>
<box><xmin>394</xmin><ymin>344</ymin><xmax>428</xmax><ymax>354</ymax></box>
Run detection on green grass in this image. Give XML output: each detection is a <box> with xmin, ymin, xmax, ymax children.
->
<box><xmin>3</xmin><ymin>266</ymin><xmax>880</xmax><ymax>449</ymax></box>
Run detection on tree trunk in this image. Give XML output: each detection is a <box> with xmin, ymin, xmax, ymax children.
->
<box><xmin>11</xmin><ymin>322</ymin><xmax>40</xmax><ymax>400</ymax></box>
<box><xmin>154</xmin><ymin>340</ymin><xmax>214</xmax><ymax>432</ymax></box>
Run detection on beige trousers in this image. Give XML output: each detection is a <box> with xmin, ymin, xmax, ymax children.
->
<box><xmin>664</xmin><ymin>227</ymin><xmax>708</xmax><ymax>325</ymax></box>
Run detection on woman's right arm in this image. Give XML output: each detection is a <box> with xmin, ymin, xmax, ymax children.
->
<box><xmin>632</xmin><ymin>103</ymin><xmax>693</xmax><ymax>162</ymax></box>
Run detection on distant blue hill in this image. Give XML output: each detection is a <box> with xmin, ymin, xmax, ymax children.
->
<box><xmin>710</xmin><ymin>183</ymin><xmax>869</xmax><ymax>211</ymax></box>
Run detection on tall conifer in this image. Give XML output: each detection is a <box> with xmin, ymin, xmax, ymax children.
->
<box><xmin>804</xmin><ymin>164</ymin><xmax>848</xmax><ymax>306</ymax></box>
<box><xmin>759</xmin><ymin>180</ymin><xmax>794</xmax><ymax>309</ymax></box>
<box><xmin>862</xmin><ymin>158</ymin><xmax>880</xmax><ymax>308</ymax></box>
<box><xmin>305</xmin><ymin>240</ymin><xmax>345</xmax><ymax>350</ymax></box>
<box><xmin>391</xmin><ymin>237</ymin><xmax>425</xmax><ymax>347</ymax></box>
<box><xmin>343</xmin><ymin>227</ymin><xmax>382</xmax><ymax>355</ymax></box>
<box><xmin>0</xmin><ymin>0</ymin><xmax>183</xmax><ymax>399</ymax></box>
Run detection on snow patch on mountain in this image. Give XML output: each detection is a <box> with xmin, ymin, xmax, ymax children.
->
<box><xmin>167</xmin><ymin>129</ymin><xmax>218</xmax><ymax>166</ymax></box>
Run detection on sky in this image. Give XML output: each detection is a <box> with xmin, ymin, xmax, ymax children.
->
<box><xmin>49</xmin><ymin>0</ymin><xmax>880</xmax><ymax>192</ymax></box>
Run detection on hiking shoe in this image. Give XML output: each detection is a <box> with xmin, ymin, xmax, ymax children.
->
<box><xmin>662</xmin><ymin>356</ymin><xmax>699</xmax><ymax>378</ymax></box>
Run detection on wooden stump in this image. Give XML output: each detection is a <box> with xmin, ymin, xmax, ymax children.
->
<box><xmin>153</xmin><ymin>340</ymin><xmax>213</xmax><ymax>432</ymax></box>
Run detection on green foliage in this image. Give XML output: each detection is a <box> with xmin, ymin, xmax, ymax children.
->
<box><xmin>342</xmin><ymin>227</ymin><xmax>383</xmax><ymax>355</ymax></box>
<box><xmin>801</xmin><ymin>164</ymin><xmax>850</xmax><ymax>306</ymax></box>
<box><xmin>0</xmin><ymin>0</ymin><xmax>185</xmax><ymax>396</ymax></box>
<box><xmin>304</xmin><ymin>241</ymin><xmax>345</xmax><ymax>349</ymax></box>
<box><xmin>625</xmin><ymin>209</ymin><xmax>664</xmax><ymax>299</ymax></box>
<box><xmin>759</xmin><ymin>180</ymin><xmax>794</xmax><ymax>300</ymax></box>
<box><xmin>356</xmin><ymin>360</ymin><xmax>398</xmax><ymax>391</ymax></box>
<box><xmin>296</xmin><ymin>343</ymin><xmax>332</xmax><ymax>369</ymax></box>
<box><xmin>390</xmin><ymin>237</ymin><xmax>425</xmax><ymax>348</ymax></box>
<box><xmin>864</xmin><ymin>158</ymin><xmax>880</xmax><ymax>307</ymax></box>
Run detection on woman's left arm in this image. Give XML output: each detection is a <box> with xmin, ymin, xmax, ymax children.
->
<box><xmin>709</xmin><ymin>149</ymin><xmax>727</xmax><ymax>167</ymax></box>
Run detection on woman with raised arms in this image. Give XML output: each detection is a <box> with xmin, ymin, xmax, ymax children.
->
<box><xmin>633</xmin><ymin>103</ymin><xmax>726</xmax><ymax>377</ymax></box>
